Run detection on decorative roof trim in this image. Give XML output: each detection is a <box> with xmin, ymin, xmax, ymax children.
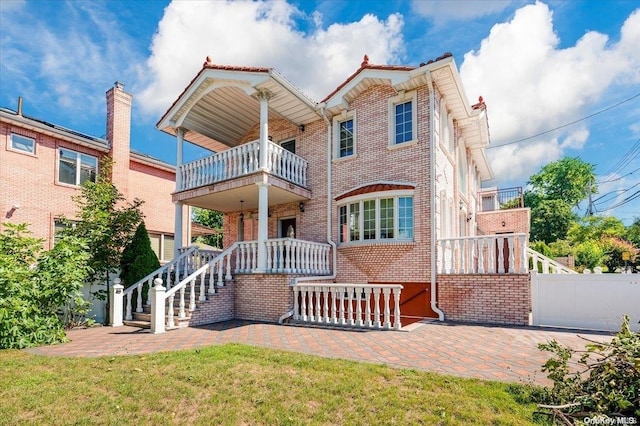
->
<box><xmin>335</xmin><ymin>181</ymin><xmax>416</xmax><ymax>201</ymax></box>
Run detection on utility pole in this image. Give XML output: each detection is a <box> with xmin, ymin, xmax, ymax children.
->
<box><xmin>586</xmin><ymin>181</ymin><xmax>594</xmax><ymax>217</ymax></box>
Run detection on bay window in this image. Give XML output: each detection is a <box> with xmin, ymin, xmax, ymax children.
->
<box><xmin>339</xmin><ymin>194</ymin><xmax>414</xmax><ymax>243</ymax></box>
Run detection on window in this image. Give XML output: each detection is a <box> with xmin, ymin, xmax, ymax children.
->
<box><xmin>333</xmin><ymin>111</ymin><xmax>356</xmax><ymax>159</ymax></box>
<box><xmin>53</xmin><ymin>219</ymin><xmax>77</xmax><ymax>245</ymax></box>
<box><xmin>149</xmin><ymin>233</ymin><xmax>175</xmax><ymax>262</ymax></box>
<box><xmin>338</xmin><ymin>194</ymin><xmax>414</xmax><ymax>243</ymax></box>
<box><xmin>58</xmin><ymin>148</ymin><xmax>97</xmax><ymax>186</ymax></box>
<box><xmin>394</xmin><ymin>101</ymin><xmax>413</xmax><ymax>144</ymax></box>
<box><xmin>389</xmin><ymin>91</ymin><xmax>417</xmax><ymax>146</ymax></box>
<box><xmin>339</xmin><ymin>119</ymin><xmax>354</xmax><ymax>157</ymax></box>
<box><xmin>441</xmin><ymin>102</ymin><xmax>454</xmax><ymax>154</ymax></box>
<box><xmin>10</xmin><ymin>133</ymin><xmax>35</xmax><ymax>154</ymax></box>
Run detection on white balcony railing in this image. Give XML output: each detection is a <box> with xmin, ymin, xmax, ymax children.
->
<box><xmin>235</xmin><ymin>238</ymin><xmax>331</xmax><ymax>275</ymax></box>
<box><xmin>292</xmin><ymin>283</ymin><xmax>403</xmax><ymax>330</ymax></box>
<box><xmin>437</xmin><ymin>233</ymin><xmax>528</xmax><ymax>274</ymax></box>
<box><xmin>179</xmin><ymin>140</ymin><xmax>308</xmax><ymax>191</ymax></box>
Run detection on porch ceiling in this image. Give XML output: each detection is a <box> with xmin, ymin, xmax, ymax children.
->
<box><xmin>158</xmin><ymin>68</ymin><xmax>321</xmax><ymax>153</ymax></box>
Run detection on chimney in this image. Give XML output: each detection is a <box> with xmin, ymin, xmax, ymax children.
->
<box><xmin>106</xmin><ymin>81</ymin><xmax>132</xmax><ymax>198</ymax></box>
<box><xmin>17</xmin><ymin>97</ymin><xmax>23</xmax><ymax>115</ymax></box>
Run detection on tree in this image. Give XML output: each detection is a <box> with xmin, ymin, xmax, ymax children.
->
<box><xmin>0</xmin><ymin>223</ymin><xmax>90</xmax><ymax>349</ymax></box>
<box><xmin>192</xmin><ymin>207</ymin><xmax>223</xmax><ymax>248</ymax></box>
<box><xmin>60</xmin><ymin>159</ymin><xmax>143</xmax><ymax>324</ymax></box>
<box><xmin>120</xmin><ymin>222</ymin><xmax>161</xmax><ymax>304</ymax></box>
<box><xmin>625</xmin><ymin>217</ymin><xmax>640</xmax><ymax>248</ymax></box>
<box><xmin>574</xmin><ymin>240</ymin><xmax>605</xmax><ymax>271</ymax></box>
<box><xmin>600</xmin><ymin>237</ymin><xmax>638</xmax><ymax>273</ymax></box>
<box><xmin>568</xmin><ymin>216</ymin><xmax>626</xmax><ymax>244</ymax></box>
<box><xmin>530</xmin><ymin>199</ymin><xmax>576</xmax><ymax>244</ymax></box>
<box><xmin>527</xmin><ymin>157</ymin><xmax>596</xmax><ymax>208</ymax></box>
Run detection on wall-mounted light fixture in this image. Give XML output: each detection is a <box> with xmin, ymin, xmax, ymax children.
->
<box><xmin>459</xmin><ymin>201</ymin><xmax>464</xmax><ymax>211</ymax></box>
<box><xmin>239</xmin><ymin>200</ymin><xmax>244</xmax><ymax>221</ymax></box>
<box><xmin>299</xmin><ymin>124</ymin><xmax>305</xmax><ymax>132</ymax></box>
<box><xmin>6</xmin><ymin>204</ymin><xmax>19</xmax><ymax>219</ymax></box>
<box><xmin>299</xmin><ymin>202</ymin><xmax>305</xmax><ymax>212</ymax></box>
<box><xmin>466</xmin><ymin>212</ymin><xmax>473</xmax><ymax>222</ymax></box>
<box><xmin>501</xmin><ymin>221</ymin><xmax>506</xmax><ymax>227</ymax></box>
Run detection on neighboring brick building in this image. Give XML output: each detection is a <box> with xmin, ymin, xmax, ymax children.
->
<box><xmin>132</xmin><ymin>53</ymin><xmax>534</xmax><ymax>331</ymax></box>
<box><xmin>0</xmin><ymin>82</ymin><xmax>184</xmax><ymax>261</ymax></box>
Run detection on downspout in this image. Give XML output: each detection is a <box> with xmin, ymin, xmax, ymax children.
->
<box><xmin>279</xmin><ymin>105</ymin><xmax>338</xmax><ymax>324</ymax></box>
<box><xmin>426</xmin><ymin>73</ymin><xmax>445</xmax><ymax>321</ymax></box>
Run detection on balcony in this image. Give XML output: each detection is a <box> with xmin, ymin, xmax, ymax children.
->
<box><xmin>477</xmin><ymin>187</ymin><xmax>523</xmax><ymax>211</ymax></box>
<box><xmin>173</xmin><ymin>139</ymin><xmax>310</xmax><ymax>212</ymax></box>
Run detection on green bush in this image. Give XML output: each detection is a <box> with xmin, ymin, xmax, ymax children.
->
<box><xmin>0</xmin><ymin>223</ymin><xmax>91</xmax><ymax>349</ymax></box>
<box><xmin>534</xmin><ymin>316</ymin><xmax>640</xmax><ymax>423</ymax></box>
<box><xmin>119</xmin><ymin>222</ymin><xmax>160</xmax><ymax>304</ymax></box>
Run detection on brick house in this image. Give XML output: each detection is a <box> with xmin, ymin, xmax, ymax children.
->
<box><xmin>115</xmin><ymin>54</ymin><xmax>561</xmax><ymax>333</ymax></box>
<box><xmin>0</xmin><ymin>82</ymin><xmax>188</xmax><ymax>322</ymax></box>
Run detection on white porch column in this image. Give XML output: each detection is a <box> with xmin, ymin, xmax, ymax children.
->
<box><xmin>255</xmin><ymin>180</ymin><xmax>269</xmax><ymax>272</ymax></box>
<box><xmin>256</xmin><ymin>90</ymin><xmax>271</xmax><ymax>171</ymax></box>
<box><xmin>174</xmin><ymin>127</ymin><xmax>185</xmax><ymax>257</ymax></box>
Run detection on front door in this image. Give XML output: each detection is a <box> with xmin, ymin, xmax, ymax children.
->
<box><xmin>279</xmin><ymin>218</ymin><xmax>296</xmax><ymax>238</ymax></box>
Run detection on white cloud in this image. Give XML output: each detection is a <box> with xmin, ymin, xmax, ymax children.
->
<box><xmin>411</xmin><ymin>0</ymin><xmax>512</xmax><ymax>25</ymax></box>
<box><xmin>460</xmin><ymin>2</ymin><xmax>640</xmax><ymax>186</ymax></box>
<box><xmin>137</xmin><ymin>0</ymin><xmax>404</xmax><ymax>115</ymax></box>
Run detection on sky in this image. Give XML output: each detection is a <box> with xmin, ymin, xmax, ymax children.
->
<box><xmin>1</xmin><ymin>0</ymin><xmax>639</xmax><ymax>224</ymax></box>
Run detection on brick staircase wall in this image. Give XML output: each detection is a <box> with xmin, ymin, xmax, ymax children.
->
<box><xmin>188</xmin><ymin>281</ymin><xmax>235</xmax><ymax>326</ymax></box>
<box><xmin>437</xmin><ymin>274</ymin><xmax>531</xmax><ymax>325</ymax></box>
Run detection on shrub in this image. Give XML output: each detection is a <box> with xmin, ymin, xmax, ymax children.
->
<box><xmin>0</xmin><ymin>223</ymin><xmax>91</xmax><ymax>349</ymax></box>
<box><xmin>534</xmin><ymin>316</ymin><xmax>640</xmax><ymax>423</ymax></box>
<box><xmin>119</xmin><ymin>222</ymin><xmax>160</xmax><ymax>304</ymax></box>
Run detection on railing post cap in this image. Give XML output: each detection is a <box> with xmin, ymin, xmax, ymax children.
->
<box><xmin>154</xmin><ymin>278</ymin><xmax>164</xmax><ymax>286</ymax></box>
<box><xmin>113</xmin><ymin>277</ymin><xmax>121</xmax><ymax>285</ymax></box>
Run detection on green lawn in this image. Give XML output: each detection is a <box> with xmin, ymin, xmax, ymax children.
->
<box><xmin>0</xmin><ymin>343</ymin><xmax>542</xmax><ymax>425</ymax></box>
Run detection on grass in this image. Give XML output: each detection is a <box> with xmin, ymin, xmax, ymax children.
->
<box><xmin>0</xmin><ymin>343</ymin><xmax>543</xmax><ymax>425</ymax></box>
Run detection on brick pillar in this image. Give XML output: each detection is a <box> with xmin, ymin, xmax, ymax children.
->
<box><xmin>106</xmin><ymin>81</ymin><xmax>132</xmax><ymax>198</ymax></box>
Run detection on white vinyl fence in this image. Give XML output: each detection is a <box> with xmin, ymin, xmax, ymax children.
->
<box><xmin>531</xmin><ymin>271</ymin><xmax>640</xmax><ymax>332</ymax></box>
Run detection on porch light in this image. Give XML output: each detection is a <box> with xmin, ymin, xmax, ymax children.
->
<box><xmin>299</xmin><ymin>202</ymin><xmax>305</xmax><ymax>213</ymax></box>
<box><xmin>239</xmin><ymin>200</ymin><xmax>244</xmax><ymax>221</ymax></box>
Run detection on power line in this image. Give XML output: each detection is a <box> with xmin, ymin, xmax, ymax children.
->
<box><xmin>487</xmin><ymin>93</ymin><xmax>640</xmax><ymax>149</ymax></box>
<box><xmin>598</xmin><ymin>165</ymin><xmax>640</xmax><ymax>185</ymax></box>
<box><xmin>599</xmin><ymin>139</ymin><xmax>640</xmax><ymax>179</ymax></box>
<box><xmin>598</xmin><ymin>190</ymin><xmax>640</xmax><ymax>211</ymax></box>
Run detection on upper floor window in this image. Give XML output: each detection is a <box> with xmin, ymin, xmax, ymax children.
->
<box><xmin>58</xmin><ymin>148</ymin><xmax>97</xmax><ymax>186</ymax></box>
<box><xmin>333</xmin><ymin>111</ymin><xmax>356</xmax><ymax>159</ymax></box>
<box><xmin>339</xmin><ymin>119</ymin><xmax>354</xmax><ymax>157</ymax></box>
<box><xmin>10</xmin><ymin>133</ymin><xmax>35</xmax><ymax>154</ymax></box>
<box><xmin>339</xmin><ymin>193</ymin><xmax>414</xmax><ymax>244</ymax></box>
<box><xmin>388</xmin><ymin>91</ymin><xmax>417</xmax><ymax>146</ymax></box>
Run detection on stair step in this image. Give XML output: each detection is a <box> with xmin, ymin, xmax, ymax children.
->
<box><xmin>123</xmin><ymin>320</ymin><xmax>151</xmax><ymax>329</ymax></box>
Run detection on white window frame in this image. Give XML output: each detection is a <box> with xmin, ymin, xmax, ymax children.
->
<box><xmin>338</xmin><ymin>190</ymin><xmax>414</xmax><ymax>244</ymax></box>
<box><xmin>440</xmin><ymin>101</ymin><xmax>455</xmax><ymax>155</ymax></box>
<box><xmin>388</xmin><ymin>90</ymin><xmax>417</xmax><ymax>147</ymax></box>
<box><xmin>57</xmin><ymin>147</ymin><xmax>98</xmax><ymax>186</ymax></box>
<box><xmin>333</xmin><ymin>110</ymin><xmax>356</xmax><ymax>159</ymax></box>
<box><xmin>9</xmin><ymin>133</ymin><xmax>36</xmax><ymax>155</ymax></box>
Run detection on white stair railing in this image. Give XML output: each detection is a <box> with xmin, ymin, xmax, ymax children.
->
<box><xmin>121</xmin><ymin>246</ymin><xmax>198</xmax><ymax>322</ymax></box>
<box><xmin>437</xmin><ymin>233</ymin><xmax>528</xmax><ymax>274</ymax></box>
<box><xmin>161</xmin><ymin>243</ymin><xmax>238</xmax><ymax>331</ymax></box>
<box><xmin>292</xmin><ymin>283</ymin><xmax>403</xmax><ymax>330</ymax></box>
<box><xmin>265</xmin><ymin>238</ymin><xmax>331</xmax><ymax>274</ymax></box>
<box><xmin>527</xmin><ymin>248</ymin><xmax>577</xmax><ymax>274</ymax></box>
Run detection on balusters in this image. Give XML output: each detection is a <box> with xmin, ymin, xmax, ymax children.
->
<box><xmin>167</xmin><ymin>294</ymin><xmax>175</xmax><ymax>328</ymax></box>
<box><xmin>393</xmin><ymin>287</ymin><xmax>402</xmax><ymax>330</ymax></box>
<box><xmin>383</xmin><ymin>288</ymin><xmax>391</xmax><ymax>329</ymax></box>
<box><xmin>125</xmin><ymin>294</ymin><xmax>132</xmax><ymax>321</ymax></box>
<box><xmin>189</xmin><ymin>279</ymin><xmax>196</xmax><ymax>311</ymax></box>
<box><xmin>373</xmin><ymin>288</ymin><xmax>381</xmax><ymax>328</ymax></box>
<box><xmin>179</xmin><ymin>287</ymin><xmax>186</xmax><ymax>319</ymax></box>
<box><xmin>300</xmin><ymin>286</ymin><xmax>307</xmax><ymax>321</ymax></box>
<box><xmin>322</xmin><ymin>286</ymin><xmax>329</xmax><ymax>324</ymax></box>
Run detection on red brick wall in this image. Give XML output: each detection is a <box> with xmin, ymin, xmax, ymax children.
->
<box><xmin>189</xmin><ymin>282</ymin><xmax>235</xmax><ymax>326</ymax></box>
<box><xmin>234</xmin><ymin>274</ymin><xmax>303</xmax><ymax>322</ymax></box>
<box><xmin>437</xmin><ymin>274</ymin><xmax>531</xmax><ymax>325</ymax></box>
<box><xmin>128</xmin><ymin>159</ymin><xmax>176</xmax><ymax>235</ymax></box>
<box><xmin>0</xmin><ymin>122</ymin><xmax>106</xmax><ymax>248</ymax></box>
<box><xmin>477</xmin><ymin>208</ymin><xmax>530</xmax><ymax>236</ymax></box>
<box><xmin>329</xmin><ymin>85</ymin><xmax>432</xmax><ymax>283</ymax></box>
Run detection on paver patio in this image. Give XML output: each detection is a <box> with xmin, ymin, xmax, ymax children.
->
<box><xmin>27</xmin><ymin>320</ymin><xmax>613</xmax><ymax>384</ymax></box>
